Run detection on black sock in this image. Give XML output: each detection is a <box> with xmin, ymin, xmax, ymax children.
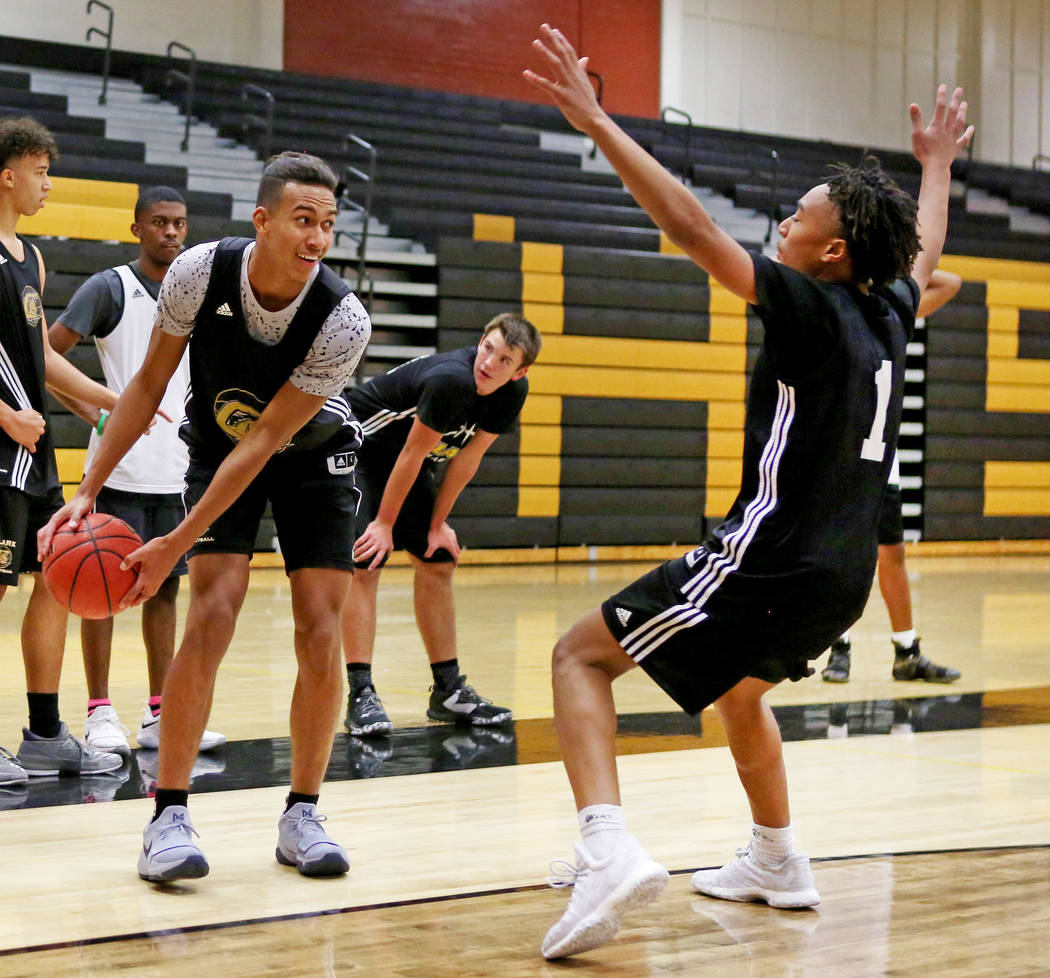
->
<box><xmin>346</xmin><ymin>662</ymin><xmax>374</xmax><ymax>691</ymax></box>
<box><xmin>27</xmin><ymin>692</ymin><xmax>61</xmax><ymax>739</ymax></box>
<box><xmin>153</xmin><ymin>788</ymin><xmax>190</xmax><ymax>821</ymax></box>
<box><xmin>431</xmin><ymin>658</ymin><xmax>461</xmax><ymax>690</ymax></box>
<box><xmin>285</xmin><ymin>791</ymin><xmax>319</xmax><ymax>812</ymax></box>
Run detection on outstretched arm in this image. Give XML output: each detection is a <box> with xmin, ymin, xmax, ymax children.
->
<box><xmin>524</xmin><ymin>24</ymin><xmax>756</xmax><ymax>303</ymax></box>
<box><xmin>910</xmin><ymin>86</ymin><xmax>974</xmax><ymax>294</ymax></box>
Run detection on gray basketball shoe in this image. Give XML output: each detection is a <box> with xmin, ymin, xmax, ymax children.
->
<box><xmin>276</xmin><ymin>802</ymin><xmax>349</xmax><ymax>876</ymax></box>
<box><xmin>16</xmin><ymin>722</ymin><xmax>125</xmax><ymax>776</ymax></box>
<box><xmin>0</xmin><ymin>746</ymin><xmax>28</xmax><ymax>786</ymax></box>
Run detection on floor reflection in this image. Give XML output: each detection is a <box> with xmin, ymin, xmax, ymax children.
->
<box><xmin>6</xmin><ymin>684</ymin><xmax>1048</xmax><ymax>811</ymax></box>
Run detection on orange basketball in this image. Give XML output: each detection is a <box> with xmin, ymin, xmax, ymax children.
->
<box><xmin>42</xmin><ymin>512</ymin><xmax>143</xmax><ymax>619</ymax></box>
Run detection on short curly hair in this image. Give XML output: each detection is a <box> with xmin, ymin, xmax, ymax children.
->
<box><xmin>826</xmin><ymin>156</ymin><xmax>919</xmax><ymax>288</ymax></box>
<box><xmin>0</xmin><ymin>116</ymin><xmax>58</xmax><ymax>169</ymax></box>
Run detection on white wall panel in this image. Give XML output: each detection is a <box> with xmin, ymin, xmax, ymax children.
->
<box><xmin>839</xmin><ymin>42</ymin><xmax>876</xmax><ymax>146</ymax></box>
<box><xmin>938</xmin><ymin>0</ymin><xmax>963</xmax><ymax>56</ymax></box>
<box><xmin>907</xmin><ymin>0</ymin><xmax>939</xmax><ymax>52</ymax></box>
<box><xmin>705</xmin><ymin>18</ymin><xmax>744</xmax><ymax>128</ymax></box>
<box><xmin>679</xmin><ymin>15</ymin><xmax>709</xmax><ymax>120</ymax></box>
<box><xmin>740</xmin><ymin>26</ymin><xmax>778</xmax><ymax>134</ymax></box>
<box><xmin>1012</xmin><ymin>71</ymin><xmax>1042</xmax><ymax>163</ymax></box>
<box><xmin>877</xmin><ymin>0</ymin><xmax>908</xmax><ymax>45</ymax></box>
<box><xmin>843</xmin><ymin>0</ymin><xmax>878</xmax><ymax>44</ymax></box>
<box><xmin>810</xmin><ymin>0</ymin><xmax>844</xmax><ymax>39</ymax></box>
<box><xmin>981</xmin><ymin>65</ymin><xmax>1014</xmax><ymax>162</ymax></box>
<box><xmin>1013</xmin><ymin>4</ymin><xmax>1043</xmax><ymax>70</ymax></box>
<box><xmin>5</xmin><ymin>0</ymin><xmax>284</xmax><ymax>69</ymax></box>
<box><xmin>905</xmin><ymin>51</ymin><xmax>938</xmax><ymax>116</ymax></box>
<box><xmin>773</xmin><ymin>32</ymin><xmax>814</xmax><ymax>136</ymax></box>
<box><xmin>873</xmin><ymin>46</ymin><xmax>907</xmax><ymax>146</ymax></box>
<box><xmin>776</xmin><ymin>0</ymin><xmax>811</xmax><ymax>33</ymax></box>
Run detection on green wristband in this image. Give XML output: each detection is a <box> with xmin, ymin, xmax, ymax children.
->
<box><xmin>96</xmin><ymin>409</ymin><xmax>109</xmax><ymax>435</ymax></box>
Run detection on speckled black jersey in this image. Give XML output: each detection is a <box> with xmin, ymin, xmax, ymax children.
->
<box><xmin>179</xmin><ymin>237</ymin><xmax>364</xmax><ymax>462</ymax></box>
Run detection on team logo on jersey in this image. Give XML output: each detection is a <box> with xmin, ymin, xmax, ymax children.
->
<box><xmin>428</xmin><ymin>422</ymin><xmax>478</xmax><ymax>463</ymax></box>
<box><xmin>21</xmin><ymin>286</ymin><xmax>42</xmax><ymax>328</ymax></box>
<box><xmin>215</xmin><ymin>302</ymin><xmax>234</xmax><ymax>317</ymax></box>
<box><xmin>213</xmin><ymin>388</ymin><xmax>293</xmax><ymax>450</ymax></box>
<box><xmin>615</xmin><ymin>607</ymin><xmax>632</xmax><ymax>627</ymax></box>
<box><xmin>326</xmin><ymin>452</ymin><xmax>356</xmax><ymax>476</ymax></box>
<box><xmin>0</xmin><ymin>545</ymin><xmax>12</xmax><ymax>570</ymax></box>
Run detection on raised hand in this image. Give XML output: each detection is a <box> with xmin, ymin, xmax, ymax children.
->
<box><xmin>523</xmin><ymin>24</ymin><xmax>605</xmax><ymax>134</ymax></box>
<box><xmin>910</xmin><ymin>84</ymin><xmax>974</xmax><ymax>168</ymax></box>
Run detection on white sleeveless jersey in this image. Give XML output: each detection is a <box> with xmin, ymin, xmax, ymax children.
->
<box><xmin>86</xmin><ymin>264</ymin><xmax>190</xmax><ymax>493</ymax></box>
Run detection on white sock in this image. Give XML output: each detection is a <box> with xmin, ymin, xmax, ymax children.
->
<box><xmin>750</xmin><ymin>823</ymin><xmax>794</xmax><ymax>865</ymax></box>
<box><xmin>578</xmin><ymin>804</ymin><xmax>628</xmax><ymax>859</ymax></box>
<box><xmin>892</xmin><ymin>629</ymin><xmax>917</xmax><ymax>650</ymax></box>
<box><xmin>839</xmin><ymin>630</ymin><xmax>850</xmax><ymax>644</ymax></box>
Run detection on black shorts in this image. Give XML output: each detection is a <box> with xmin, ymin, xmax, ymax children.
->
<box><xmin>0</xmin><ymin>485</ymin><xmax>65</xmax><ymax>586</ymax></box>
<box><xmin>95</xmin><ymin>486</ymin><xmax>187</xmax><ymax>580</ymax></box>
<box><xmin>353</xmin><ymin>447</ymin><xmax>455</xmax><ymax>568</ymax></box>
<box><xmin>877</xmin><ymin>482</ymin><xmax>904</xmax><ymax>546</ymax></box>
<box><xmin>184</xmin><ymin>444</ymin><xmax>359</xmax><ymax>574</ymax></box>
<box><xmin>600</xmin><ymin>555</ymin><xmax>857</xmax><ymax>716</ymax></box>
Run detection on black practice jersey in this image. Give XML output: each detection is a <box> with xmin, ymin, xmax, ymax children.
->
<box><xmin>349</xmin><ymin>346</ymin><xmax>527</xmax><ymax>464</ymax></box>
<box><xmin>0</xmin><ymin>234</ymin><xmax>58</xmax><ymax>494</ymax></box>
<box><xmin>676</xmin><ymin>253</ymin><xmax>918</xmax><ymax>633</ymax></box>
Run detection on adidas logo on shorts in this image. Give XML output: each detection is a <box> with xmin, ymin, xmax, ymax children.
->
<box><xmin>215</xmin><ymin>302</ymin><xmax>234</xmax><ymax>316</ymax></box>
<box><xmin>615</xmin><ymin>607</ymin><xmax>632</xmax><ymax>627</ymax></box>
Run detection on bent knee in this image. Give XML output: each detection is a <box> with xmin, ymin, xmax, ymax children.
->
<box><xmin>552</xmin><ymin>614</ymin><xmax>634</xmax><ymax>681</ymax></box>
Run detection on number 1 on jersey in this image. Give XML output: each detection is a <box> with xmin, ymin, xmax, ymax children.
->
<box><xmin>860</xmin><ymin>359</ymin><xmax>892</xmax><ymax>462</ymax></box>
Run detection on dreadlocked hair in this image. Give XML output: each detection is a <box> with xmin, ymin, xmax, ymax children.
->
<box><xmin>825</xmin><ymin>156</ymin><xmax>919</xmax><ymax>289</ymax></box>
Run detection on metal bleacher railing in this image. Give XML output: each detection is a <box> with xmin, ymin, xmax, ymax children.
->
<box><xmin>239</xmin><ymin>82</ymin><xmax>275</xmax><ymax>162</ymax></box>
<box><xmin>84</xmin><ymin>0</ymin><xmax>113</xmax><ymax>105</ymax></box>
<box><xmin>335</xmin><ymin>132</ymin><xmax>377</xmax><ymax>301</ymax></box>
<box><xmin>660</xmin><ymin>105</ymin><xmax>693</xmax><ymax>182</ymax></box>
<box><xmin>164</xmin><ymin>41</ymin><xmax>197</xmax><ymax>153</ymax></box>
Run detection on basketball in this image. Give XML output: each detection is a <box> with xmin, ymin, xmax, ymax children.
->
<box><xmin>42</xmin><ymin>512</ymin><xmax>143</xmax><ymax>619</ymax></box>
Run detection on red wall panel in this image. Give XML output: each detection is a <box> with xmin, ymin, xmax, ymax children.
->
<box><xmin>283</xmin><ymin>0</ymin><xmax>660</xmax><ymax>118</ymax></box>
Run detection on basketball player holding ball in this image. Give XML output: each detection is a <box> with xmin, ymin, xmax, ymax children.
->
<box><xmin>39</xmin><ymin>151</ymin><xmax>370</xmax><ymax>883</ymax></box>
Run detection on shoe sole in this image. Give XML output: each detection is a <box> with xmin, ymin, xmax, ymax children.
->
<box><xmin>542</xmin><ymin>862</ymin><xmax>669</xmax><ymax>959</ymax></box>
<box><xmin>346</xmin><ymin>720</ymin><xmax>394</xmax><ymax>737</ymax></box>
<box><xmin>138</xmin><ymin>729</ymin><xmax>227</xmax><ymax>751</ymax></box>
<box><xmin>892</xmin><ymin>674</ymin><xmax>960</xmax><ymax>683</ymax></box>
<box><xmin>426</xmin><ymin>711</ymin><xmax>513</xmax><ymax>726</ymax></box>
<box><xmin>86</xmin><ymin>742</ymin><xmax>132</xmax><ymax>758</ymax></box>
<box><xmin>820</xmin><ymin>673</ymin><xmax>849</xmax><ymax>683</ymax></box>
<box><xmin>275</xmin><ymin>846</ymin><xmax>350</xmax><ymax>876</ymax></box>
<box><xmin>691</xmin><ymin>878</ymin><xmax>820</xmax><ymax>909</ymax></box>
<box><xmin>21</xmin><ymin>760</ymin><xmax>125</xmax><ymax>776</ymax></box>
<box><xmin>138</xmin><ymin>854</ymin><xmax>210</xmax><ymax>882</ymax></box>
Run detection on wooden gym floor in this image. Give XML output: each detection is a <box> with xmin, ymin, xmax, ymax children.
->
<box><xmin>0</xmin><ymin>553</ymin><xmax>1047</xmax><ymax>976</ymax></box>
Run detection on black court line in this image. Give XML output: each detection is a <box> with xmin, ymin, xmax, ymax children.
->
<box><xmin>2</xmin><ymin>686</ymin><xmax>1046</xmax><ymax>812</ymax></box>
<box><xmin>1</xmin><ymin>843</ymin><xmax>1046</xmax><ymax>959</ymax></box>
